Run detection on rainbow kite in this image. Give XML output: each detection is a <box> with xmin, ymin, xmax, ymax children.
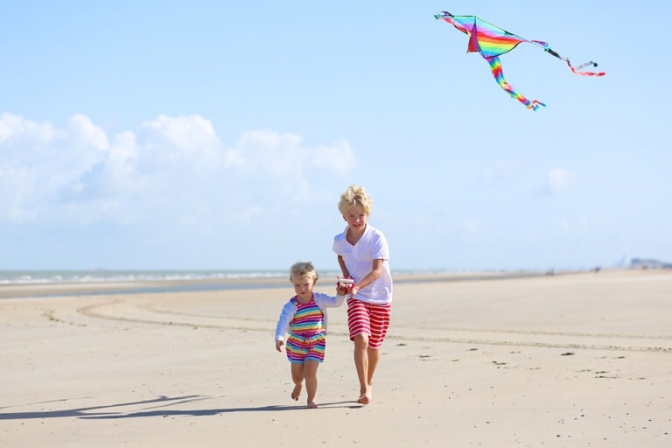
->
<box><xmin>435</xmin><ymin>11</ymin><xmax>605</xmax><ymax>110</ymax></box>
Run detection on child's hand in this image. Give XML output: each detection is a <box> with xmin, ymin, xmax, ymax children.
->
<box><xmin>336</xmin><ymin>285</ymin><xmax>349</xmax><ymax>296</ymax></box>
<box><xmin>337</xmin><ymin>277</ymin><xmax>355</xmax><ymax>291</ymax></box>
<box><xmin>275</xmin><ymin>339</ymin><xmax>284</xmax><ymax>352</ymax></box>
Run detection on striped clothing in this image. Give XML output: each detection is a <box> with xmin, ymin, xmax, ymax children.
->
<box><xmin>288</xmin><ymin>297</ymin><xmax>325</xmax><ymax>337</ymax></box>
<box><xmin>275</xmin><ymin>292</ymin><xmax>346</xmax><ymax>364</ymax></box>
<box><xmin>286</xmin><ymin>297</ymin><xmax>325</xmax><ymax>363</ymax></box>
<box><xmin>347</xmin><ymin>298</ymin><xmax>391</xmax><ymax>350</ymax></box>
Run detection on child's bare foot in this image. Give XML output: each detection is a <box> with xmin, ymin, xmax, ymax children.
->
<box><xmin>357</xmin><ymin>394</ymin><xmax>370</xmax><ymax>405</ymax></box>
<box><xmin>291</xmin><ymin>384</ymin><xmax>302</xmax><ymax>401</ymax></box>
<box><xmin>357</xmin><ymin>387</ymin><xmax>372</xmax><ymax>405</ymax></box>
<box><xmin>307</xmin><ymin>400</ymin><xmax>318</xmax><ymax>409</ymax></box>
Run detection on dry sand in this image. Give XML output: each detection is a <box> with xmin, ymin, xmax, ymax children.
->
<box><xmin>1</xmin><ymin>269</ymin><xmax>670</xmax><ymax>447</ymax></box>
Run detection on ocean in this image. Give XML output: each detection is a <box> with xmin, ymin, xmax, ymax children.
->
<box><xmin>0</xmin><ymin>268</ymin><xmax>464</xmax><ymax>285</ymax></box>
<box><xmin>0</xmin><ymin>269</ymin><xmax>348</xmax><ymax>297</ymax></box>
<box><xmin>0</xmin><ymin>269</ymin><xmax>297</xmax><ymax>285</ymax></box>
<box><xmin>0</xmin><ymin>269</ymin><xmax>533</xmax><ymax>299</ymax></box>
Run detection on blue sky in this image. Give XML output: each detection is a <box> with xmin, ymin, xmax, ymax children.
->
<box><xmin>1</xmin><ymin>1</ymin><xmax>670</xmax><ymax>271</ymax></box>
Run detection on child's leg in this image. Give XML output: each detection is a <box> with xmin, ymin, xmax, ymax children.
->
<box><xmin>365</xmin><ymin>315</ymin><xmax>384</xmax><ymax>388</ymax></box>
<box><xmin>349</xmin><ymin>299</ymin><xmax>373</xmax><ymax>403</ymax></box>
<box><xmin>353</xmin><ymin>333</ymin><xmax>371</xmax><ymax>404</ymax></box>
<box><xmin>366</xmin><ymin>347</ymin><xmax>380</xmax><ymax>386</ymax></box>
<box><xmin>290</xmin><ymin>363</ymin><xmax>304</xmax><ymax>401</ymax></box>
<box><xmin>356</xmin><ymin>301</ymin><xmax>391</xmax><ymax>404</ymax></box>
<box><xmin>303</xmin><ymin>360</ymin><xmax>319</xmax><ymax>409</ymax></box>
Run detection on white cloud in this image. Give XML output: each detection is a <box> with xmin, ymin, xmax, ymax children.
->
<box><xmin>230</xmin><ymin>129</ymin><xmax>306</xmax><ymax>176</ymax></box>
<box><xmin>69</xmin><ymin>114</ymin><xmax>109</xmax><ymax>150</ymax></box>
<box><xmin>140</xmin><ymin>115</ymin><xmax>217</xmax><ymax>152</ymax></box>
<box><xmin>0</xmin><ymin>113</ymin><xmax>108</xmax><ymax>223</ymax></box>
<box><xmin>0</xmin><ymin>113</ymin><xmax>60</xmax><ymax>146</ymax></box>
<box><xmin>224</xmin><ymin>131</ymin><xmax>356</xmax><ymax>177</ymax></box>
<box><xmin>311</xmin><ymin>139</ymin><xmax>355</xmax><ymax>175</ymax></box>
<box><xmin>230</xmin><ymin>206</ymin><xmax>264</xmax><ymax>220</ymax></box>
<box><xmin>458</xmin><ymin>218</ymin><xmax>483</xmax><ymax>233</ymax></box>
<box><xmin>537</xmin><ymin>168</ymin><xmax>572</xmax><ymax>195</ymax></box>
<box><xmin>0</xmin><ymin>113</ymin><xmax>355</xmax><ymax>226</ymax></box>
<box><xmin>481</xmin><ymin>159</ymin><xmax>523</xmax><ymax>184</ymax></box>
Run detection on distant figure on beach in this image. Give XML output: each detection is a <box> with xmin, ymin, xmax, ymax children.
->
<box><xmin>275</xmin><ymin>262</ymin><xmax>347</xmax><ymax>409</ymax></box>
<box><xmin>333</xmin><ymin>185</ymin><xmax>393</xmax><ymax>405</ymax></box>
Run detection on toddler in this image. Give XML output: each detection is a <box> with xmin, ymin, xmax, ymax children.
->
<box><xmin>275</xmin><ymin>262</ymin><xmax>347</xmax><ymax>408</ymax></box>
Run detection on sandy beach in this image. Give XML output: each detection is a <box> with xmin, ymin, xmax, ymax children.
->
<box><xmin>1</xmin><ymin>269</ymin><xmax>670</xmax><ymax>447</ymax></box>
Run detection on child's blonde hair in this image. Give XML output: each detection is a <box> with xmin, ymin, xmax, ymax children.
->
<box><xmin>338</xmin><ymin>184</ymin><xmax>373</xmax><ymax>215</ymax></box>
<box><xmin>289</xmin><ymin>261</ymin><xmax>319</xmax><ymax>282</ymax></box>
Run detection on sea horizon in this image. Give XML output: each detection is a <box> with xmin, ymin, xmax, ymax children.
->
<box><xmin>0</xmin><ymin>267</ymin><xmax>554</xmax><ymax>286</ymax></box>
<box><xmin>0</xmin><ymin>267</ymin><xmax>636</xmax><ymax>300</ymax></box>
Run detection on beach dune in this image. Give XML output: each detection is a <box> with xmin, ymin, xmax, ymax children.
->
<box><xmin>0</xmin><ymin>270</ymin><xmax>670</xmax><ymax>447</ymax></box>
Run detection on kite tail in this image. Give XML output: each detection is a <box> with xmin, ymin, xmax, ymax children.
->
<box><xmin>486</xmin><ymin>56</ymin><xmax>546</xmax><ymax>111</ymax></box>
<box><xmin>564</xmin><ymin>59</ymin><xmax>606</xmax><ymax>76</ymax></box>
<box><xmin>533</xmin><ymin>42</ymin><xmax>606</xmax><ymax>76</ymax></box>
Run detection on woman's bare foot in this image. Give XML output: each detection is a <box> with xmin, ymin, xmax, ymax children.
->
<box><xmin>307</xmin><ymin>400</ymin><xmax>318</xmax><ymax>409</ymax></box>
<box><xmin>291</xmin><ymin>384</ymin><xmax>302</xmax><ymax>401</ymax></box>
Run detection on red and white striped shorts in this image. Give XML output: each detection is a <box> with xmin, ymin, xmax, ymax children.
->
<box><xmin>347</xmin><ymin>298</ymin><xmax>391</xmax><ymax>350</ymax></box>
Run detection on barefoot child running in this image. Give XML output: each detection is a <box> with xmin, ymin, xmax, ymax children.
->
<box><xmin>275</xmin><ymin>262</ymin><xmax>347</xmax><ymax>409</ymax></box>
<box><xmin>333</xmin><ymin>185</ymin><xmax>393</xmax><ymax>405</ymax></box>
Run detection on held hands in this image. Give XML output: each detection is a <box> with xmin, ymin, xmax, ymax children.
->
<box><xmin>337</xmin><ymin>277</ymin><xmax>356</xmax><ymax>296</ymax></box>
<box><xmin>275</xmin><ymin>339</ymin><xmax>284</xmax><ymax>352</ymax></box>
<box><xmin>340</xmin><ymin>284</ymin><xmax>358</xmax><ymax>296</ymax></box>
<box><xmin>336</xmin><ymin>285</ymin><xmax>349</xmax><ymax>295</ymax></box>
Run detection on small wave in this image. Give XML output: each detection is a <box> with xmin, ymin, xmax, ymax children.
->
<box><xmin>0</xmin><ymin>270</ymin><xmax>292</xmax><ymax>285</ymax></box>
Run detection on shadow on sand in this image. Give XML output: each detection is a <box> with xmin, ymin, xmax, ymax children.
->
<box><xmin>0</xmin><ymin>395</ymin><xmax>362</xmax><ymax>420</ymax></box>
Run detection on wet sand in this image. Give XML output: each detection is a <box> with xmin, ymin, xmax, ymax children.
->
<box><xmin>1</xmin><ymin>269</ymin><xmax>670</xmax><ymax>447</ymax></box>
